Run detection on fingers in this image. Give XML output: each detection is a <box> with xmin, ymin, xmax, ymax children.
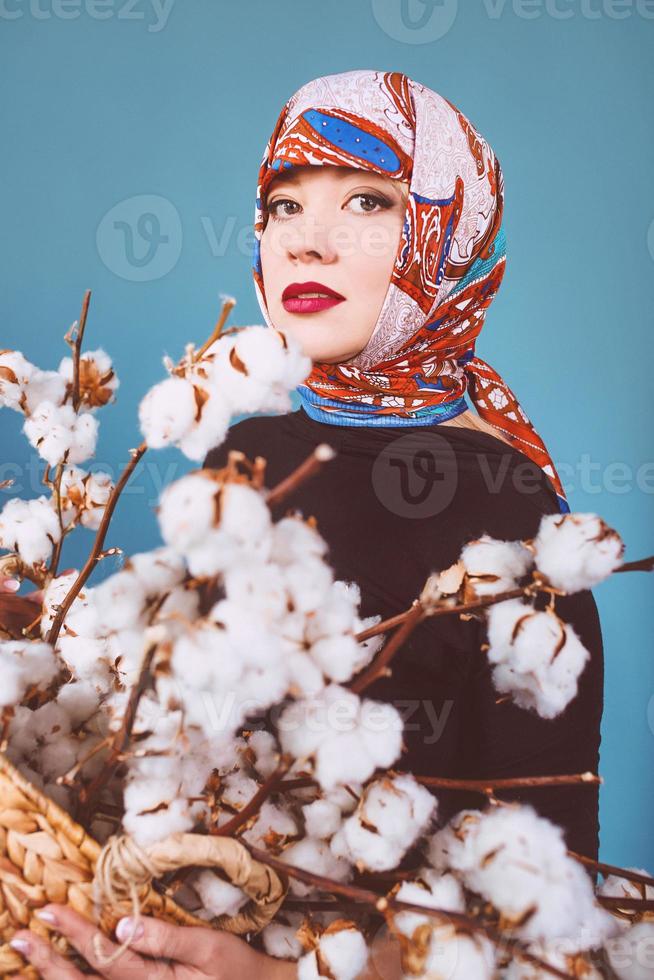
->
<box><xmin>14</xmin><ymin>906</ymin><xmax>158</xmax><ymax>979</ymax></box>
<box><xmin>113</xmin><ymin>914</ymin><xmax>225</xmax><ymax>969</ymax></box>
<box><xmin>9</xmin><ymin>930</ymin><xmax>92</xmax><ymax>980</ymax></box>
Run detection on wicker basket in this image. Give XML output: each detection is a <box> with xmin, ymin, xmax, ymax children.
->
<box><xmin>0</xmin><ymin>754</ymin><xmax>288</xmax><ymax>977</ymax></box>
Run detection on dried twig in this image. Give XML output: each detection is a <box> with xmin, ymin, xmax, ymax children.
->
<box><xmin>244</xmin><ymin>844</ymin><xmax>574</xmax><ymax>980</ymax></box>
<box><xmin>46</xmin><ymin>443</ymin><xmax>147</xmax><ymax>647</ymax></box>
<box><xmin>266</xmin><ymin>444</ymin><xmax>336</xmax><ymax>510</ymax></box>
<box><xmin>64</xmin><ymin>289</ymin><xmax>92</xmax><ymax>412</ymax></box>
<box><xmin>212</xmin><ymin>755</ymin><xmax>293</xmax><ymax>837</ymax></box>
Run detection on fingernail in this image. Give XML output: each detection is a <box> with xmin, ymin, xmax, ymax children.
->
<box><xmin>35</xmin><ymin>908</ymin><xmax>58</xmax><ymax>925</ymax></box>
<box><xmin>4</xmin><ymin>578</ymin><xmax>20</xmax><ymax>592</ymax></box>
<box><xmin>10</xmin><ymin>938</ymin><xmax>31</xmax><ymax>955</ymax></box>
<box><xmin>116</xmin><ymin>917</ymin><xmax>143</xmax><ymax>943</ymax></box>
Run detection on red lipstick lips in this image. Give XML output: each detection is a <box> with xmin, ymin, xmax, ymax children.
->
<box><xmin>281</xmin><ymin>281</ymin><xmax>345</xmax><ymax>314</ymax></box>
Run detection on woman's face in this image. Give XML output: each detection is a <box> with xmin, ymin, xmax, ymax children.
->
<box><xmin>259</xmin><ymin>165</ymin><xmax>408</xmax><ymax>363</ymax></box>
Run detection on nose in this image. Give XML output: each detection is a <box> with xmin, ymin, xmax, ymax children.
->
<box><xmin>281</xmin><ymin>213</ymin><xmax>338</xmax><ymax>264</ymax></box>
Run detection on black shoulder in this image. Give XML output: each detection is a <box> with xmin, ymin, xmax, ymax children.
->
<box><xmin>202</xmin><ymin>414</ymin><xmax>283</xmax><ymax>470</ymax></box>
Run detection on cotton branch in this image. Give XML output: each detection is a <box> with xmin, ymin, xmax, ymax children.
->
<box><xmin>78</xmin><ymin>639</ymin><xmax>158</xmax><ymax>820</ymax></box>
<box><xmin>211</xmin><ymin>754</ymin><xmax>293</xmax><ymax>837</ymax></box>
<box><xmin>63</xmin><ymin>289</ymin><xmax>92</xmax><ymax>412</ymax></box>
<box><xmin>265</xmin><ymin>443</ymin><xmax>336</xmax><ymax>510</ymax></box>
<box><xmin>245</xmin><ymin>844</ymin><xmax>574</xmax><ymax>980</ymax></box>
<box><xmin>45</xmin><ymin>442</ymin><xmax>147</xmax><ymax>647</ymax></box>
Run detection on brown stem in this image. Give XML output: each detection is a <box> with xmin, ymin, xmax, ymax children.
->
<box><xmin>615</xmin><ymin>555</ymin><xmax>654</xmax><ymax>573</ymax></box>
<box><xmin>349</xmin><ymin>601</ymin><xmax>426</xmax><ymax>695</ymax></box>
<box><xmin>47</xmin><ymin>455</ymin><xmax>70</xmax><ymax>579</ymax></box>
<box><xmin>211</xmin><ymin>755</ymin><xmax>292</xmax><ymax>837</ymax></box>
<box><xmin>65</xmin><ymin>290</ymin><xmax>91</xmax><ymax>412</ymax></box>
<box><xmin>412</xmin><ymin>771</ymin><xmax>602</xmax><ymax>793</ymax></box>
<box><xmin>279</xmin><ymin>771</ymin><xmax>601</xmax><ymax>795</ymax></box>
<box><xmin>193</xmin><ymin>296</ymin><xmax>236</xmax><ymax>361</ymax></box>
<box><xmin>266</xmin><ymin>444</ymin><xmax>336</xmax><ymax>510</ymax></box>
<box><xmin>46</xmin><ymin>443</ymin><xmax>147</xmax><ymax>647</ymax></box>
<box><xmin>244</xmin><ymin>844</ymin><xmax>573</xmax><ymax>980</ymax></box>
<box><xmin>78</xmin><ymin>640</ymin><xmax>158</xmax><ymax>818</ymax></box>
<box><xmin>569</xmin><ymin>852</ymin><xmax>654</xmax><ymax>889</ymax></box>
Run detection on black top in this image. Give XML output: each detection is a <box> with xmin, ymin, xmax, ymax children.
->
<box><xmin>203</xmin><ymin>407</ymin><xmax>604</xmax><ymax>862</ymax></box>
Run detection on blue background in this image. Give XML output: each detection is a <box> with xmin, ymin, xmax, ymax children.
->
<box><xmin>1</xmin><ymin>0</ymin><xmax>652</xmax><ymax>868</ymax></box>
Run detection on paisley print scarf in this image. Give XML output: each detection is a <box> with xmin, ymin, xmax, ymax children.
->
<box><xmin>252</xmin><ymin>69</ymin><xmax>569</xmax><ymax>514</ymax></box>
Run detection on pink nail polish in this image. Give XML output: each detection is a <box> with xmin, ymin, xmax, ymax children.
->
<box><xmin>10</xmin><ymin>938</ymin><xmax>31</xmax><ymax>955</ymax></box>
<box><xmin>35</xmin><ymin>909</ymin><xmax>58</xmax><ymax>925</ymax></box>
<box><xmin>116</xmin><ymin>917</ymin><xmax>143</xmax><ymax>943</ymax></box>
<box><xmin>4</xmin><ymin>578</ymin><xmax>20</xmax><ymax>592</ymax></box>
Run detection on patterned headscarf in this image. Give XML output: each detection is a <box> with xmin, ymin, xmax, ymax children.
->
<box><xmin>252</xmin><ymin>69</ymin><xmax>569</xmax><ymax>514</ymax></box>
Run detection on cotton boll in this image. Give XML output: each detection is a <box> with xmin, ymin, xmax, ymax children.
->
<box><xmin>426</xmin><ymin>809</ymin><xmax>484</xmax><ymax>874</ymax></box>
<box><xmin>40</xmin><ymin>734</ymin><xmax>80</xmax><ymax>781</ymax></box>
<box><xmin>503</xmin><ymin>940</ymin><xmax>602</xmax><ymax>979</ymax></box>
<box><xmin>59</xmin><ymin>348</ymin><xmax>119</xmax><ymax>410</ymax></box>
<box><xmin>0</xmin><ymin>495</ymin><xmax>61</xmax><ymax>567</ymax></box>
<box><xmin>41</xmin><ymin>573</ymin><xmax>101</xmax><ymax>640</ymax></box>
<box><xmin>218</xmin><ymin>482</ymin><xmax>272</xmax><ymax>544</ymax></box>
<box><xmin>336</xmin><ymin>775</ymin><xmax>436</xmax><ymax>872</ymax></box>
<box><xmin>281</xmin><ymin>837</ymin><xmax>352</xmax><ymax>898</ymax></box>
<box><xmin>158</xmin><ymin>473</ymin><xmax>220</xmax><ymax>553</ymax></box>
<box><xmin>461</xmin><ymin>534</ymin><xmax>533</xmax><ymax>595</ymax></box>
<box><xmin>0</xmin><ymin>350</ymin><xmax>35</xmax><ymax>410</ymax></box>
<box><xmin>58</xmin><ymin>634</ymin><xmax>112</xmax><ymax>686</ymax></box>
<box><xmin>449</xmin><ymin>804</ymin><xmax>616</xmax><ymax>947</ymax></box>
<box><xmin>305</xmin><ymin>585</ymin><xmax>359</xmax><ymax>644</ymax></box>
<box><xmin>127</xmin><ymin>547</ymin><xmax>186</xmax><ymax>597</ymax></box>
<box><xmin>283</xmin><ymin>556</ymin><xmax>334</xmax><ymax>615</ymax></box>
<box><xmin>124</xmin><ymin>776</ymin><xmax>181</xmax><ymax>815</ymax></box>
<box><xmin>67</xmin><ymin>411</ymin><xmax>98</xmax><ymax>464</ymax></box>
<box><xmin>302</xmin><ymin>799</ymin><xmax>343</xmax><ymax>839</ymax></box>
<box><xmin>271</xmin><ymin>515</ymin><xmax>329</xmax><ymax>566</ymax></box>
<box><xmin>309</xmin><ymin>634</ymin><xmax>365</xmax><ymax>683</ymax></box>
<box><xmin>79</xmin><ymin>471</ymin><xmax>113</xmax><ymax>529</ymax></box>
<box><xmin>287</xmin><ymin>651</ymin><xmax>326</xmax><ymax>698</ymax></box>
<box><xmin>0</xmin><ymin>641</ymin><xmax>58</xmax><ymax>707</ymax></box>
<box><xmin>24</xmin><ymin>369</ymin><xmax>67</xmax><ymax>414</ymax></box>
<box><xmin>209</xmin><ymin>599</ymin><xmax>284</xmax><ymax>670</ymax></box>
<box><xmin>394</xmin><ymin>869</ymin><xmax>465</xmax><ymax>938</ymax></box>
<box><xmin>297</xmin><ymin>924</ymin><xmax>368</xmax><ymax>980</ymax></box>
<box><xmin>178</xmin><ymin>393</ymin><xmax>231</xmax><ymax>462</ymax></box>
<box><xmin>357</xmin><ymin>700</ymin><xmax>404</xmax><ymax>769</ymax></box>
<box><xmin>92</xmin><ymin>570</ymin><xmax>147</xmax><ymax>632</ymax></box>
<box><xmin>485</xmin><ymin>600</ymin><xmax>590</xmax><ymax>719</ymax></box>
<box><xmin>55</xmin><ymin>680</ymin><xmax>101</xmax><ymax>728</ymax></box>
<box><xmin>605</xmin><ymin>922</ymin><xmax>654</xmax><ymax>980</ymax></box>
<box><xmin>23</xmin><ymin>401</ymin><xmax>98</xmax><ymax>466</ymax></box>
<box><xmin>139</xmin><ymin>377</ymin><xmax>197</xmax><ymax>448</ymax></box>
<box><xmin>533</xmin><ymin>513</ymin><xmax>624</xmax><ymax>592</ymax></box>
<box><xmin>262</xmin><ymin>913</ymin><xmax>305</xmax><ymax>960</ymax></box>
<box><xmin>223</xmin><ymin>562</ymin><xmax>288</xmax><ymax>621</ymax></box>
<box><xmin>221</xmin><ymin>769</ymin><xmax>259</xmax><ymax>810</ymax></box>
<box><xmin>209</xmin><ymin>326</ymin><xmax>310</xmax><ymax>415</ymax></box>
<box><xmin>192</xmin><ymin>870</ymin><xmax>249</xmax><ymax>919</ymax></box>
<box><xmin>245</xmin><ymin>730</ymin><xmax>279</xmax><ymax>779</ymax></box>
<box><xmin>123</xmin><ymin>796</ymin><xmax>193</xmax><ymax>847</ymax></box>
<box><xmin>241</xmin><ymin>800</ymin><xmax>299</xmax><ymax>849</ymax></box>
<box><xmin>157</xmin><ymin>584</ymin><xmax>200</xmax><ymax>626</ymax></box>
<box><xmin>423</xmin><ymin>925</ymin><xmax>496</xmax><ymax>980</ymax></box>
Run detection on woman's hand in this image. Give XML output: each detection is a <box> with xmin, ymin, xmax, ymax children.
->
<box><xmin>10</xmin><ymin>904</ymin><xmax>297</xmax><ymax>979</ymax></box>
<box><xmin>0</xmin><ymin>575</ymin><xmax>44</xmax><ymax>637</ymax></box>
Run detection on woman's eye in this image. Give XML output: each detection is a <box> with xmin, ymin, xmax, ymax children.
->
<box><xmin>346</xmin><ymin>193</ymin><xmax>391</xmax><ymax>214</ymax></box>
<box><xmin>265</xmin><ymin>192</ymin><xmax>392</xmax><ymax>221</ymax></box>
<box><xmin>266</xmin><ymin>199</ymin><xmax>299</xmax><ymax>220</ymax></box>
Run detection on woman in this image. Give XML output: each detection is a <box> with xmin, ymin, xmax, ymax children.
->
<box><xmin>9</xmin><ymin>70</ymin><xmax>603</xmax><ymax>978</ymax></box>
